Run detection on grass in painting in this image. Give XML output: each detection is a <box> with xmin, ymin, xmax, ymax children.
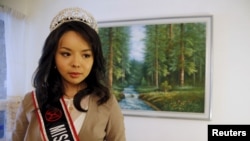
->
<box><xmin>138</xmin><ymin>87</ymin><xmax>204</xmax><ymax>113</ymax></box>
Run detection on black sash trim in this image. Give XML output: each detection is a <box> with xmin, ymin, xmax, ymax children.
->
<box><xmin>32</xmin><ymin>91</ymin><xmax>80</xmax><ymax>141</ymax></box>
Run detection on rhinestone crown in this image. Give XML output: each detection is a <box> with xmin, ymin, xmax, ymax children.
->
<box><xmin>50</xmin><ymin>7</ymin><xmax>98</xmax><ymax>32</ymax></box>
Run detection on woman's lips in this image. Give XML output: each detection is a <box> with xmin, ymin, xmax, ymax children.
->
<box><xmin>69</xmin><ymin>72</ymin><xmax>82</xmax><ymax>78</ymax></box>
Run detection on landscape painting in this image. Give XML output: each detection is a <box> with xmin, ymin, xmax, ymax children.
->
<box><xmin>98</xmin><ymin>15</ymin><xmax>212</xmax><ymax>120</ymax></box>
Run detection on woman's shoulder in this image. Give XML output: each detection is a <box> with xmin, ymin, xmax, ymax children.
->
<box><xmin>22</xmin><ymin>91</ymin><xmax>34</xmax><ymax>101</ymax></box>
<box><xmin>91</xmin><ymin>94</ymin><xmax>120</xmax><ymax>111</ymax></box>
<box><xmin>20</xmin><ymin>91</ymin><xmax>35</xmax><ymax>111</ymax></box>
<box><xmin>92</xmin><ymin>93</ymin><xmax>117</xmax><ymax>104</ymax></box>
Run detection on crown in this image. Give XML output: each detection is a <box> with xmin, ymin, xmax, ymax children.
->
<box><xmin>50</xmin><ymin>7</ymin><xmax>98</xmax><ymax>32</ymax></box>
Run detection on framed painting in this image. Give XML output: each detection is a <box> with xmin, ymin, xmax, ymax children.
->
<box><xmin>98</xmin><ymin>15</ymin><xmax>213</xmax><ymax>120</ymax></box>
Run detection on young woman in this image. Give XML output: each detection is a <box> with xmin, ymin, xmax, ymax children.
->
<box><xmin>11</xmin><ymin>7</ymin><xmax>126</xmax><ymax>141</ymax></box>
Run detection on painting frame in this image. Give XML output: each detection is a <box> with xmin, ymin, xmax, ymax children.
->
<box><xmin>98</xmin><ymin>15</ymin><xmax>213</xmax><ymax>120</ymax></box>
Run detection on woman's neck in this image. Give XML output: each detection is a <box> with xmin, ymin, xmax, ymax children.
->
<box><xmin>63</xmin><ymin>82</ymin><xmax>86</xmax><ymax>98</ymax></box>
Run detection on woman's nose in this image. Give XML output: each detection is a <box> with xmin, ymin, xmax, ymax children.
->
<box><xmin>71</xmin><ymin>55</ymin><xmax>81</xmax><ymax>68</ymax></box>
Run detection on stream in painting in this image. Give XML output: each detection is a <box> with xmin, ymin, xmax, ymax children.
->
<box><xmin>118</xmin><ymin>86</ymin><xmax>154</xmax><ymax>111</ymax></box>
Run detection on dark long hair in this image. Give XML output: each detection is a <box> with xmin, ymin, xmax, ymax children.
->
<box><xmin>32</xmin><ymin>21</ymin><xmax>110</xmax><ymax>111</ymax></box>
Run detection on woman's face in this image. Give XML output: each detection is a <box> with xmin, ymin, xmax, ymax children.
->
<box><xmin>55</xmin><ymin>31</ymin><xmax>94</xmax><ymax>87</ymax></box>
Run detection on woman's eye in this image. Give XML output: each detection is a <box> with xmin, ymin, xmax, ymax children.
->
<box><xmin>61</xmin><ymin>52</ymin><xmax>70</xmax><ymax>57</ymax></box>
<box><xmin>83</xmin><ymin>54</ymin><xmax>91</xmax><ymax>58</ymax></box>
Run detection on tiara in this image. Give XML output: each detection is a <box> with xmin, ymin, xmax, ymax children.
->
<box><xmin>50</xmin><ymin>7</ymin><xmax>98</xmax><ymax>32</ymax></box>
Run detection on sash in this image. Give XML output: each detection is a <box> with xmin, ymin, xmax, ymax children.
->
<box><xmin>32</xmin><ymin>91</ymin><xmax>80</xmax><ymax>141</ymax></box>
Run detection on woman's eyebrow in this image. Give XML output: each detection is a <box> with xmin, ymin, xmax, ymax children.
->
<box><xmin>58</xmin><ymin>46</ymin><xmax>71</xmax><ymax>51</ymax></box>
<box><xmin>82</xmin><ymin>49</ymin><xmax>92</xmax><ymax>52</ymax></box>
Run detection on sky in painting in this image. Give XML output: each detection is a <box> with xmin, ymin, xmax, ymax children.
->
<box><xmin>129</xmin><ymin>25</ymin><xmax>146</xmax><ymax>62</ymax></box>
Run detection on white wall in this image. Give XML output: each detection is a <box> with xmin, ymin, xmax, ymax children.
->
<box><xmin>1</xmin><ymin>0</ymin><xmax>250</xmax><ymax>141</ymax></box>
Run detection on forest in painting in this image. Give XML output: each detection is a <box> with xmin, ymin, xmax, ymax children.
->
<box><xmin>99</xmin><ymin>21</ymin><xmax>206</xmax><ymax>113</ymax></box>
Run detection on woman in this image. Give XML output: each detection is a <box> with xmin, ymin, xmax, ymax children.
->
<box><xmin>11</xmin><ymin>7</ymin><xmax>126</xmax><ymax>141</ymax></box>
